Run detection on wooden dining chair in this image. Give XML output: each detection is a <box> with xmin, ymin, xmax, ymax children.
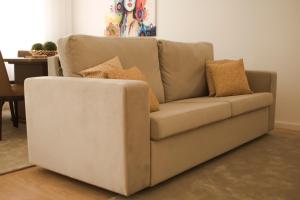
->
<box><xmin>0</xmin><ymin>51</ymin><xmax>24</xmax><ymax>141</ymax></box>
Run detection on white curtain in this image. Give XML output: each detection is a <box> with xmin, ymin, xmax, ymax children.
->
<box><xmin>0</xmin><ymin>0</ymin><xmax>72</xmax><ymax>79</ymax></box>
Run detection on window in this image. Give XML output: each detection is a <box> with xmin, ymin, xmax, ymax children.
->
<box><xmin>0</xmin><ymin>0</ymin><xmax>72</xmax><ymax>79</ymax></box>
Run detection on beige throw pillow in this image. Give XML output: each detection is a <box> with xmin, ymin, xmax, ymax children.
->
<box><xmin>107</xmin><ymin>67</ymin><xmax>160</xmax><ymax>112</ymax></box>
<box><xmin>208</xmin><ymin>59</ymin><xmax>253</xmax><ymax>97</ymax></box>
<box><xmin>78</xmin><ymin>57</ymin><xmax>123</xmax><ymax>78</ymax></box>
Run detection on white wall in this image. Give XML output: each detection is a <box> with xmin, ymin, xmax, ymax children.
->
<box><xmin>0</xmin><ymin>0</ymin><xmax>73</xmax><ymax>80</ymax></box>
<box><xmin>72</xmin><ymin>0</ymin><xmax>300</xmax><ymax>130</ymax></box>
<box><xmin>72</xmin><ymin>0</ymin><xmax>105</xmax><ymax>36</ymax></box>
<box><xmin>44</xmin><ymin>0</ymin><xmax>73</xmax><ymax>42</ymax></box>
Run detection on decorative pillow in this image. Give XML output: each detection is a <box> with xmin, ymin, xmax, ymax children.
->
<box><xmin>78</xmin><ymin>57</ymin><xmax>123</xmax><ymax>78</ymax></box>
<box><xmin>206</xmin><ymin>60</ymin><xmax>232</xmax><ymax>96</ymax></box>
<box><xmin>107</xmin><ymin>67</ymin><xmax>160</xmax><ymax>112</ymax></box>
<box><xmin>208</xmin><ymin>59</ymin><xmax>253</xmax><ymax>97</ymax></box>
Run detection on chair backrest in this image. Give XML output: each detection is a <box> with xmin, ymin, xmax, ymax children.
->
<box><xmin>0</xmin><ymin>51</ymin><xmax>13</xmax><ymax>97</ymax></box>
<box><xmin>18</xmin><ymin>50</ymin><xmax>31</xmax><ymax>58</ymax></box>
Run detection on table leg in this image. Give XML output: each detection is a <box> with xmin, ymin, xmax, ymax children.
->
<box><xmin>18</xmin><ymin>101</ymin><xmax>26</xmax><ymax>123</ymax></box>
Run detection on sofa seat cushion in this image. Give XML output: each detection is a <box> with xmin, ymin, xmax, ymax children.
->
<box><xmin>150</xmin><ymin>102</ymin><xmax>231</xmax><ymax>140</ymax></box>
<box><xmin>176</xmin><ymin>93</ymin><xmax>273</xmax><ymax>117</ymax></box>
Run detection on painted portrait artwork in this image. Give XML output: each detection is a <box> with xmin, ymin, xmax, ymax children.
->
<box><xmin>105</xmin><ymin>0</ymin><xmax>156</xmax><ymax>37</ymax></box>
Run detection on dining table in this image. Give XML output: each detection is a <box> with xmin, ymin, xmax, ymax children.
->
<box><xmin>4</xmin><ymin>57</ymin><xmax>48</xmax><ymax>122</ymax></box>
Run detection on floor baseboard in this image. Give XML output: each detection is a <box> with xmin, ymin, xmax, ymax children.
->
<box><xmin>275</xmin><ymin>121</ymin><xmax>300</xmax><ymax>132</ymax></box>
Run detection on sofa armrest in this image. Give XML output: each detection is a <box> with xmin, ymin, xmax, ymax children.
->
<box><xmin>246</xmin><ymin>70</ymin><xmax>277</xmax><ymax>130</ymax></box>
<box><xmin>47</xmin><ymin>56</ymin><xmax>63</xmax><ymax>76</ymax></box>
<box><xmin>24</xmin><ymin>77</ymin><xmax>150</xmax><ymax>196</ymax></box>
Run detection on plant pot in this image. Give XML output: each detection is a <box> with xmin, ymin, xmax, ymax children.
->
<box><xmin>30</xmin><ymin>50</ymin><xmax>58</xmax><ymax>57</ymax></box>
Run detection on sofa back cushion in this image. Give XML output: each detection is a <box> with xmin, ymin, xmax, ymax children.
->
<box><xmin>58</xmin><ymin>35</ymin><xmax>165</xmax><ymax>103</ymax></box>
<box><xmin>158</xmin><ymin>40</ymin><xmax>213</xmax><ymax>102</ymax></box>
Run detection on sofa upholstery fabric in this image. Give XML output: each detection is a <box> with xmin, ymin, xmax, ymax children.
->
<box><xmin>176</xmin><ymin>93</ymin><xmax>273</xmax><ymax>117</ymax></box>
<box><xmin>25</xmin><ymin>77</ymin><xmax>151</xmax><ymax>196</ymax></box>
<box><xmin>107</xmin><ymin>66</ymin><xmax>160</xmax><ymax>112</ymax></box>
<box><xmin>219</xmin><ymin>93</ymin><xmax>273</xmax><ymax>116</ymax></box>
<box><xmin>151</xmin><ymin>108</ymin><xmax>269</xmax><ymax>185</ymax></box>
<box><xmin>58</xmin><ymin>35</ymin><xmax>165</xmax><ymax>103</ymax></box>
<box><xmin>47</xmin><ymin>56</ymin><xmax>62</xmax><ymax>76</ymax></box>
<box><xmin>246</xmin><ymin>71</ymin><xmax>277</xmax><ymax>130</ymax></box>
<box><xmin>25</xmin><ymin>36</ymin><xmax>277</xmax><ymax>196</ymax></box>
<box><xmin>158</xmin><ymin>40</ymin><xmax>213</xmax><ymax>102</ymax></box>
<box><xmin>150</xmin><ymin>101</ymin><xmax>231</xmax><ymax>140</ymax></box>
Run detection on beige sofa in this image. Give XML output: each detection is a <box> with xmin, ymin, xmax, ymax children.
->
<box><xmin>25</xmin><ymin>35</ymin><xmax>277</xmax><ymax>196</ymax></box>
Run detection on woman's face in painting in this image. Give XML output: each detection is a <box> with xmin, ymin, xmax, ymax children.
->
<box><xmin>123</xmin><ymin>0</ymin><xmax>136</xmax><ymax>12</ymax></box>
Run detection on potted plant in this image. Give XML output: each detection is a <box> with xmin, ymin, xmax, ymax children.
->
<box><xmin>31</xmin><ymin>41</ymin><xmax>58</xmax><ymax>57</ymax></box>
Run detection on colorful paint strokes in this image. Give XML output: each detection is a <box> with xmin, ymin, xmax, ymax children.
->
<box><xmin>105</xmin><ymin>0</ymin><xmax>156</xmax><ymax>37</ymax></box>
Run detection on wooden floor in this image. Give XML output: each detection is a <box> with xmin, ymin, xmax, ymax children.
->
<box><xmin>0</xmin><ymin>167</ymin><xmax>116</xmax><ymax>200</ymax></box>
<box><xmin>275</xmin><ymin>128</ymin><xmax>300</xmax><ymax>134</ymax></box>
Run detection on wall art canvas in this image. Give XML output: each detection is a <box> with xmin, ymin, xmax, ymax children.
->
<box><xmin>105</xmin><ymin>0</ymin><xmax>156</xmax><ymax>37</ymax></box>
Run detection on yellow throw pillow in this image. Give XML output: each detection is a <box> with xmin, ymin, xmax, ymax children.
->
<box><xmin>206</xmin><ymin>59</ymin><xmax>232</xmax><ymax>96</ymax></box>
<box><xmin>107</xmin><ymin>67</ymin><xmax>160</xmax><ymax>112</ymax></box>
<box><xmin>208</xmin><ymin>59</ymin><xmax>253</xmax><ymax>97</ymax></box>
<box><xmin>78</xmin><ymin>57</ymin><xmax>123</xmax><ymax>78</ymax></box>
